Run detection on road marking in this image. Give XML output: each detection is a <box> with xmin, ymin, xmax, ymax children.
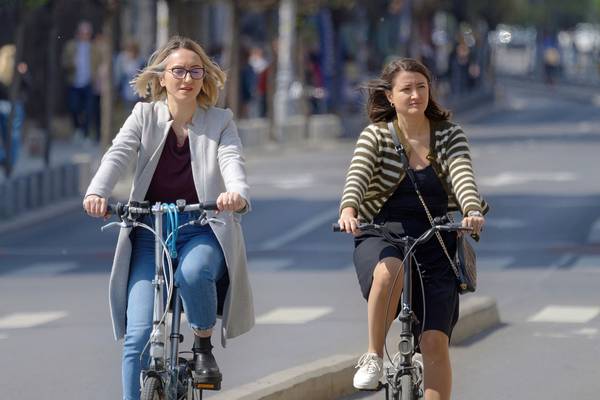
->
<box><xmin>478</xmin><ymin>256</ymin><xmax>513</xmax><ymax>269</ymax></box>
<box><xmin>532</xmin><ymin>332</ymin><xmax>570</xmax><ymax>339</ymax></box>
<box><xmin>256</xmin><ymin>307</ymin><xmax>333</xmax><ymax>324</ymax></box>
<box><xmin>251</xmin><ymin>174</ymin><xmax>315</xmax><ymax>190</ymax></box>
<box><xmin>247</xmin><ymin>258</ymin><xmax>293</xmax><ymax>270</ymax></box>
<box><xmin>6</xmin><ymin>262</ymin><xmax>78</xmax><ymax>276</ymax></box>
<box><xmin>273</xmin><ymin>174</ymin><xmax>315</xmax><ymax>190</ymax></box>
<box><xmin>0</xmin><ymin>311</ymin><xmax>68</xmax><ymax>329</ymax></box>
<box><xmin>588</xmin><ymin>218</ymin><xmax>600</xmax><ymax>243</ymax></box>
<box><xmin>528</xmin><ymin>305</ymin><xmax>600</xmax><ymax>323</ymax></box>
<box><xmin>574</xmin><ymin>328</ymin><xmax>598</xmax><ymax>337</ymax></box>
<box><xmin>571</xmin><ymin>256</ymin><xmax>600</xmax><ymax>271</ymax></box>
<box><xmin>259</xmin><ymin>209</ymin><xmax>337</xmax><ymax>251</ymax></box>
<box><xmin>484</xmin><ymin>218</ymin><xmax>526</xmax><ymax>229</ymax></box>
<box><xmin>479</xmin><ymin>172</ymin><xmax>576</xmax><ymax>187</ymax></box>
<box><xmin>533</xmin><ymin>328</ymin><xmax>598</xmax><ymax>340</ymax></box>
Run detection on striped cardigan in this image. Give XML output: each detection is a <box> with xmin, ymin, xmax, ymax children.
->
<box><xmin>340</xmin><ymin>118</ymin><xmax>489</xmax><ymax>222</ymax></box>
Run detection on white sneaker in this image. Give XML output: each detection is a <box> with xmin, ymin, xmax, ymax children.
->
<box><xmin>353</xmin><ymin>352</ymin><xmax>383</xmax><ymax>390</ymax></box>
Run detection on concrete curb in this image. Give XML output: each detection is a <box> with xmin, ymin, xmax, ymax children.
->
<box><xmin>212</xmin><ymin>296</ymin><xmax>500</xmax><ymax>400</ymax></box>
<box><xmin>450</xmin><ymin>295</ymin><xmax>501</xmax><ymax>345</ymax></box>
<box><xmin>209</xmin><ymin>354</ymin><xmax>358</xmax><ymax>400</ymax></box>
<box><xmin>0</xmin><ymin>197</ymin><xmax>82</xmax><ymax>236</ymax></box>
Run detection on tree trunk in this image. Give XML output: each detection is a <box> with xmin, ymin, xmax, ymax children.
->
<box><xmin>100</xmin><ymin>3</ymin><xmax>118</xmax><ymax>149</ymax></box>
<box><xmin>224</xmin><ymin>0</ymin><xmax>240</xmax><ymax>117</ymax></box>
<box><xmin>44</xmin><ymin>6</ymin><xmax>58</xmax><ymax>166</ymax></box>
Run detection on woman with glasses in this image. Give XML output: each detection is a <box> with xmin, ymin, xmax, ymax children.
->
<box><xmin>82</xmin><ymin>36</ymin><xmax>253</xmax><ymax>400</ymax></box>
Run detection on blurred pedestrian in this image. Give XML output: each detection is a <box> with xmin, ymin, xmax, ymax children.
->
<box><xmin>338</xmin><ymin>58</ymin><xmax>488</xmax><ymax>398</ymax></box>
<box><xmin>543</xmin><ymin>34</ymin><xmax>561</xmax><ymax>85</ymax></box>
<box><xmin>248</xmin><ymin>46</ymin><xmax>268</xmax><ymax>117</ymax></box>
<box><xmin>61</xmin><ymin>20</ymin><xmax>102</xmax><ymax>142</ymax></box>
<box><xmin>0</xmin><ymin>44</ymin><xmax>30</xmax><ymax>168</ymax></box>
<box><xmin>305</xmin><ymin>49</ymin><xmax>326</xmax><ymax>114</ymax></box>
<box><xmin>239</xmin><ymin>47</ymin><xmax>257</xmax><ymax>118</ymax></box>
<box><xmin>82</xmin><ymin>36</ymin><xmax>253</xmax><ymax>400</ymax></box>
<box><xmin>448</xmin><ymin>40</ymin><xmax>470</xmax><ymax>95</ymax></box>
<box><xmin>114</xmin><ymin>39</ymin><xmax>144</xmax><ymax>114</ymax></box>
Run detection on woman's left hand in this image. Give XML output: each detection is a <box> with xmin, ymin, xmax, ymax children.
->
<box><xmin>216</xmin><ymin>192</ymin><xmax>247</xmax><ymax>213</ymax></box>
<box><xmin>462</xmin><ymin>215</ymin><xmax>485</xmax><ymax>236</ymax></box>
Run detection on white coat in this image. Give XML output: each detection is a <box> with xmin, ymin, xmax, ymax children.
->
<box><xmin>85</xmin><ymin>100</ymin><xmax>254</xmax><ymax>346</ymax></box>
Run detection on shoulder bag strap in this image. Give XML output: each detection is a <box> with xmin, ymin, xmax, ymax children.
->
<box><xmin>387</xmin><ymin>121</ymin><xmax>460</xmax><ymax>279</ymax></box>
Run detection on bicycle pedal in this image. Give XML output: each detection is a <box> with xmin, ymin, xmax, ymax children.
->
<box><xmin>194</xmin><ymin>381</ymin><xmax>221</xmax><ymax>391</ymax></box>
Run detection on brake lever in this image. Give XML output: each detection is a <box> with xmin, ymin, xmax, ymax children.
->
<box><xmin>101</xmin><ymin>221</ymin><xmax>132</xmax><ymax>231</ymax></box>
<box><xmin>191</xmin><ymin>216</ymin><xmax>226</xmax><ymax>226</ymax></box>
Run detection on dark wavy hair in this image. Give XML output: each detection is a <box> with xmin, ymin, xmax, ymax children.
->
<box><xmin>364</xmin><ymin>58</ymin><xmax>451</xmax><ymax>123</ymax></box>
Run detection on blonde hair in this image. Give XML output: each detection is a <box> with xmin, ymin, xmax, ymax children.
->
<box><xmin>131</xmin><ymin>36</ymin><xmax>226</xmax><ymax>108</ymax></box>
<box><xmin>0</xmin><ymin>45</ymin><xmax>16</xmax><ymax>87</ymax></box>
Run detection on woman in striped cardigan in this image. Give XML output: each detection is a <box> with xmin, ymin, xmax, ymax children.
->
<box><xmin>338</xmin><ymin>58</ymin><xmax>488</xmax><ymax>399</ymax></box>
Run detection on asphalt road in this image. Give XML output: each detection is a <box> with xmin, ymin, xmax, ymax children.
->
<box><xmin>1</xmin><ymin>79</ymin><xmax>600</xmax><ymax>400</ymax></box>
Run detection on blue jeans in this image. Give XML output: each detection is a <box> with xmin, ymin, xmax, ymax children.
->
<box><xmin>68</xmin><ymin>84</ymin><xmax>93</xmax><ymax>137</ymax></box>
<box><xmin>122</xmin><ymin>213</ymin><xmax>226</xmax><ymax>400</ymax></box>
<box><xmin>0</xmin><ymin>100</ymin><xmax>24</xmax><ymax>166</ymax></box>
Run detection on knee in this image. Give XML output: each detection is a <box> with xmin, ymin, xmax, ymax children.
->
<box><xmin>372</xmin><ymin>258</ymin><xmax>403</xmax><ymax>290</ymax></box>
<box><xmin>123</xmin><ymin>325</ymin><xmax>152</xmax><ymax>354</ymax></box>
<box><xmin>419</xmin><ymin>331</ymin><xmax>449</xmax><ymax>360</ymax></box>
<box><xmin>177</xmin><ymin>255</ymin><xmax>221</xmax><ymax>285</ymax></box>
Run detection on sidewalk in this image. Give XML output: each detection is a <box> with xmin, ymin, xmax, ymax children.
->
<box><xmin>0</xmin><ymin>138</ymin><xmax>100</xmax><ymax>185</ymax></box>
<box><xmin>497</xmin><ymin>74</ymin><xmax>600</xmax><ymax>105</ymax></box>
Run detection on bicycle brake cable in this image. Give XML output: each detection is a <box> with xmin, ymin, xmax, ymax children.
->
<box><xmin>383</xmin><ymin>230</ymin><xmax>428</xmax><ymax>366</ymax></box>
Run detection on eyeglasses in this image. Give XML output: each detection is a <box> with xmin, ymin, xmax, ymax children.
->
<box><xmin>168</xmin><ymin>67</ymin><xmax>205</xmax><ymax>80</ymax></box>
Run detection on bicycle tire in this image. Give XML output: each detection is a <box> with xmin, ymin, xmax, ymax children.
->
<box><xmin>140</xmin><ymin>376</ymin><xmax>163</xmax><ymax>400</ymax></box>
<box><xmin>400</xmin><ymin>374</ymin><xmax>414</xmax><ymax>400</ymax></box>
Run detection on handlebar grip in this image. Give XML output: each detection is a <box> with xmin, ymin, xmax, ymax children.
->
<box><xmin>437</xmin><ymin>222</ymin><xmax>469</xmax><ymax>231</ymax></box>
<box><xmin>332</xmin><ymin>223</ymin><xmax>342</xmax><ymax>232</ymax></box>
<box><xmin>201</xmin><ymin>201</ymin><xmax>219</xmax><ymax>211</ymax></box>
<box><xmin>106</xmin><ymin>203</ymin><xmax>122</xmax><ymax>216</ymax></box>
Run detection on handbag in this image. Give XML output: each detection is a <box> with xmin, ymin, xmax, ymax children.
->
<box><xmin>387</xmin><ymin>122</ymin><xmax>476</xmax><ymax>294</ymax></box>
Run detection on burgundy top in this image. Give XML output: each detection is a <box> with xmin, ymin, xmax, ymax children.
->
<box><xmin>145</xmin><ymin>128</ymin><xmax>199</xmax><ymax>204</ymax></box>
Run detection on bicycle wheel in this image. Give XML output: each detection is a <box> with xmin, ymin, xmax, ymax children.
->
<box><xmin>140</xmin><ymin>376</ymin><xmax>163</xmax><ymax>400</ymax></box>
<box><xmin>400</xmin><ymin>374</ymin><xmax>414</xmax><ymax>400</ymax></box>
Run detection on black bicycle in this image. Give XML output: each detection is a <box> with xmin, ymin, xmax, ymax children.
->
<box><xmin>102</xmin><ymin>200</ymin><xmax>223</xmax><ymax>400</ymax></box>
<box><xmin>334</xmin><ymin>218</ymin><xmax>470</xmax><ymax>400</ymax></box>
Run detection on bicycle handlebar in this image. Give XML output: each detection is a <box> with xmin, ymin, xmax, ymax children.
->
<box><xmin>332</xmin><ymin>220</ymin><xmax>471</xmax><ymax>248</ymax></box>
<box><xmin>331</xmin><ymin>222</ymin><xmax>467</xmax><ymax>233</ymax></box>
<box><xmin>106</xmin><ymin>200</ymin><xmax>219</xmax><ymax>219</ymax></box>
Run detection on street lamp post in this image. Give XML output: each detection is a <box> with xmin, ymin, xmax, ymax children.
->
<box><xmin>273</xmin><ymin>0</ymin><xmax>296</xmax><ymax>142</ymax></box>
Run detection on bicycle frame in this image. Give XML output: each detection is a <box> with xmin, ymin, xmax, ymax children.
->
<box><xmin>385</xmin><ymin>235</ymin><xmax>421</xmax><ymax>400</ymax></box>
<box><xmin>333</xmin><ymin>220</ymin><xmax>468</xmax><ymax>400</ymax></box>
<box><xmin>104</xmin><ymin>201</ymin><xmax>221</xmax><ymax>400</ymax></box>
<box><xmin>397</xmin><ymin>238</ymin><xmax>415</xmax><ymax>369</ymax></box>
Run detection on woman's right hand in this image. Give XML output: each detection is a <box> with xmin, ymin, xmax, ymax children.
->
<box><xmin>83</xmin><ymin>195</ymin><xmax>108</xmax><ymax>218</ymax></box>
<box><xmin>338</xmin><ymin>207</ymin><xmax>359</xmax><ymax>235</ymax></box>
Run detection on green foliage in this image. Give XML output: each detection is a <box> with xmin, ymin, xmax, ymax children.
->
<box><xmin>0</xmin><ymin>0</ymin><xmax>48</xmax><ymax>9</ymax></box>
<box><xmin>24</xmin><ymin>0</ymin><xmax>48</xmax><ymax>7</ymax></box>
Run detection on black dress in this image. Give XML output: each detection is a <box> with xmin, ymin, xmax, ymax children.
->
<box><xmin>353</xmin><ymin>165</ymin><xmax>459</xmax><ymax>339</ymax></box>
